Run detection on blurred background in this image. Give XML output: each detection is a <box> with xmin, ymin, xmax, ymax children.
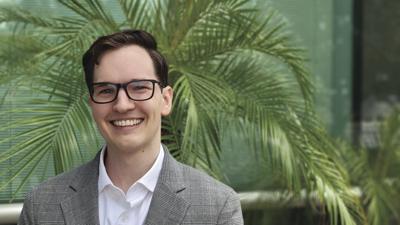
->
<box><xmin>1</xmin><ymin>0</ymin><xmax>400</xmax><ymax>224</ymax></box>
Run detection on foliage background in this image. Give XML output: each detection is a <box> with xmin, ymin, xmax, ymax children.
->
<box><xmin>1</xmin><ymin>0</ymin><xmax>399</xmax><ymax>225</ymax></box>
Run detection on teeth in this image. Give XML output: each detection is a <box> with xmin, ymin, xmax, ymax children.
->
<box><xmin>112</xmin><ymin>119</ymin><xmax>142</xmax><ymax>127</ymax></box>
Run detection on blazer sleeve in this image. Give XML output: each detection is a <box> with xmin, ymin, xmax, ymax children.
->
<box><xmin>18</xmin><ymin>190</ymin><xmax>35</xmax><ymax>225</ymax></box>
<box><xmin>217</xmin><ymin>191</ymin><xmax>244</xmax><ymax>225</ymax></box>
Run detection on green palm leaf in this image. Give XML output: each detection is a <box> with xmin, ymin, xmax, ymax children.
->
<box><xmin>0</xmin><ymin>0</ymin><xmax>366</xmax><ymax>224</ymax></box>
<box><xmin>340</xmin><ymin>108</ymin><xmax>400</xmax><ymax>225</ymax></box>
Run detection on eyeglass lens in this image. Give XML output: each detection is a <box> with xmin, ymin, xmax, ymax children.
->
<box><xmin>92</xmin><ymin>80</ymin><xmax>156</xmax><ymax>103</ymax></box>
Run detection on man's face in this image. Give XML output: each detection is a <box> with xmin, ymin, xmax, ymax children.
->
<box><xmin>89</xmin><ymin>45</ymin><xmax>173</xmax><ymax>153</ymax></box>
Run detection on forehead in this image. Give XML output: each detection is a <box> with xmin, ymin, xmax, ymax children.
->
<box><xmin>93</xmin><ymin>45</ymin><xmax>156</xmax><ymax>82</ymax></box>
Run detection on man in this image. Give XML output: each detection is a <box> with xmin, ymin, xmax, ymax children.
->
<box><xmin>18</xmin><ymin>30</ymin><xmax>243</xmax><ymax>225</ymax></box>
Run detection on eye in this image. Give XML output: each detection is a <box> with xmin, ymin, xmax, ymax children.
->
<box><xmin>129</xmin><ymin>81</ymin><xmax>152</xmax><ymax>92</ymax></box>
<box><xmin>93</xmin><ymin>85</ymin><xmax>116</xmax><ymax>96</ymax></box>
<box><xmin>99</xmin><ymin>88</ymin><xmax>115</xmax><ymax>94</ymax></box>
<box><xmin>132</xmin><ymin>85</ymin><xmax>149</xmax><ymax>90</ymax></box>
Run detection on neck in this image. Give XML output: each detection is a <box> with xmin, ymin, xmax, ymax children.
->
<box><xmin>104</xmin><ymin>143</ymin><xmax>160</xmax><ymax>193</ymax></box>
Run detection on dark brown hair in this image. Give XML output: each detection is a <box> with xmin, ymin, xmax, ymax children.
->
<box><xmin>82</xmin><ymin>30</ymin><xmax>168</xmax><ymax>92</ymax></box>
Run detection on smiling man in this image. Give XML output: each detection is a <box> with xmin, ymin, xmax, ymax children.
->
<box><xmin>18</xmin><ymin>30</ymin><xmax>243</xmax><ymax>225</ymax></box>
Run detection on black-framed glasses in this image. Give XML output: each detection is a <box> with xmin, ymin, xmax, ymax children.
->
<box><xmin>90</xmin><ymin>79</ymin><xmax>163</xmax><ymax>104</ymax></box>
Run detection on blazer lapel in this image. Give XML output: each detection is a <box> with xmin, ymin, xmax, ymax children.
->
<box><xmin>61</xmin><ymin>154</ymin><xmax>100</xmax><ymax>225</ymax></box>
<box><xmin>144</xmin><ymin>150</ymin><xmax>190</xmax><ymax>225</ymax></box>
<box><xmin>144</xmin><ymin>183</ymin><xmax>189</xmax><ymax>225</ymax></box>
<box><xmin>57</xmin><ymin>148</ymin><xmax>189</xmax><ymax>225</ymax></box>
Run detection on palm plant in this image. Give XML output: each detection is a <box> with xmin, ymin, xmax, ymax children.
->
<box><xmin>0</xmin><ymin>0</ymin><xmax>365</xmax><ymax>224</ymax></box>
<box><xmin>339</xmin><ymin>107</ymin><xmax>400</xmax><ymax>225</ymax></box>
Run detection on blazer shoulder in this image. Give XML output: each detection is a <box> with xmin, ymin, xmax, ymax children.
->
<box><xmin>166</xmin><ymin>160</ymin><xmax>243</xmax><ymax>224</ymax></box>
<box><xmin>28</xmin><ymin>158</ymin><xmax>98</xmax><ymax>202</ymax></box>
<box><xmin>177</xmin><ymin>161</ymin><xmax>237</xmax><ymax>198</ymax></box>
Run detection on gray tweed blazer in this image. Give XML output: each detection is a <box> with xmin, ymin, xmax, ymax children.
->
<box><xmin>18</xmin><ymin>149</ymin><xmax>243</xmax><ymax>225</ymax></box>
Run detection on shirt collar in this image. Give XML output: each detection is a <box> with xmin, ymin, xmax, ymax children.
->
<box><xmin>98</xmin><ymin>145</ymin><xmax>111</xmax><ymax>193</ymax></box>
<box><xmin>98</xmin><ymin>144</ymin><xmax>165</xmax><ymax>193</ymax></box>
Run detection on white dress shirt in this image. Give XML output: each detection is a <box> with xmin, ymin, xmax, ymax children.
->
<box><xmin>98</xmin><ymin>145</ymin><xmax>164</xmax><ymax>225</ymax></box>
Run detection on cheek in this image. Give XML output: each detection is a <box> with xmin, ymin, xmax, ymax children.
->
<box><xmin>141</xmin><ymin>103</ymin><xmax>164</xmax><ymax>121</ymax></box>
<box><xmin>90</xmin><ymin>105</ymin><xmax>107</xmax><ymax>123</ymax></box>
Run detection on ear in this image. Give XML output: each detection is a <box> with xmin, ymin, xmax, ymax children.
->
<box><xmin>161</xmin><ymin>86</ymin><xmax>173</xmax><ymax>116</ymax></box>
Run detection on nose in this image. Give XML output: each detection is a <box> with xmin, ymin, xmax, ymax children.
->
<box><xmin>112</xmin><ymin>88</ymin><xmax>136</xmax><ymax>113</ymax></box>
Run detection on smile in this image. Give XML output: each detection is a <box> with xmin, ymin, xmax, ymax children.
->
<box><xmin>111</xmin><ymin>119</ymin><xmax>143</xmax><ymax>127</ymax></box>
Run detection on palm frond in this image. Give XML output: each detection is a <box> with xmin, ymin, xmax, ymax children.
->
<box><xmin>0</xmin><ymin>1</ymin><xmax>367</xmax><ymax>224</ymax></box>
<box><xmin>118</xmin><ymin>0</ymin><xmax>155</xmax><ymax>29</ymax></box>
<box><xmin>0</xmin><ymin>6</ymin><xmax>60</xmax><ymax>28</ymax></box>
<box><xmin>58</xmin><ymin>0</ymin><xmax>118</xmax><ymax>30</ymax></box>
<box><xmin>0</xmin><ymin>73</ymin><xmax>100</xmax><ymax>197</ymax></box>
<box><xmin>171</xmin><ymin>5</ymin><xmax>313</xmax><ymax>104</ymax></box>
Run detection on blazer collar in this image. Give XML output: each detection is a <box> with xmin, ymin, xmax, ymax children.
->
<box><xmin>58</xmin><ymin>147</ymin><xmax>190</xmax><ymax>225</ymax></box>
<box><xmin>61</xmin><ymin>152</ymin><xmax>101</xmax><ymax>225</ymax></box>
<box><xmin>144</xmin><ymin>148</ymin><xmax>190</xmax><ymax>225</ymax></box>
